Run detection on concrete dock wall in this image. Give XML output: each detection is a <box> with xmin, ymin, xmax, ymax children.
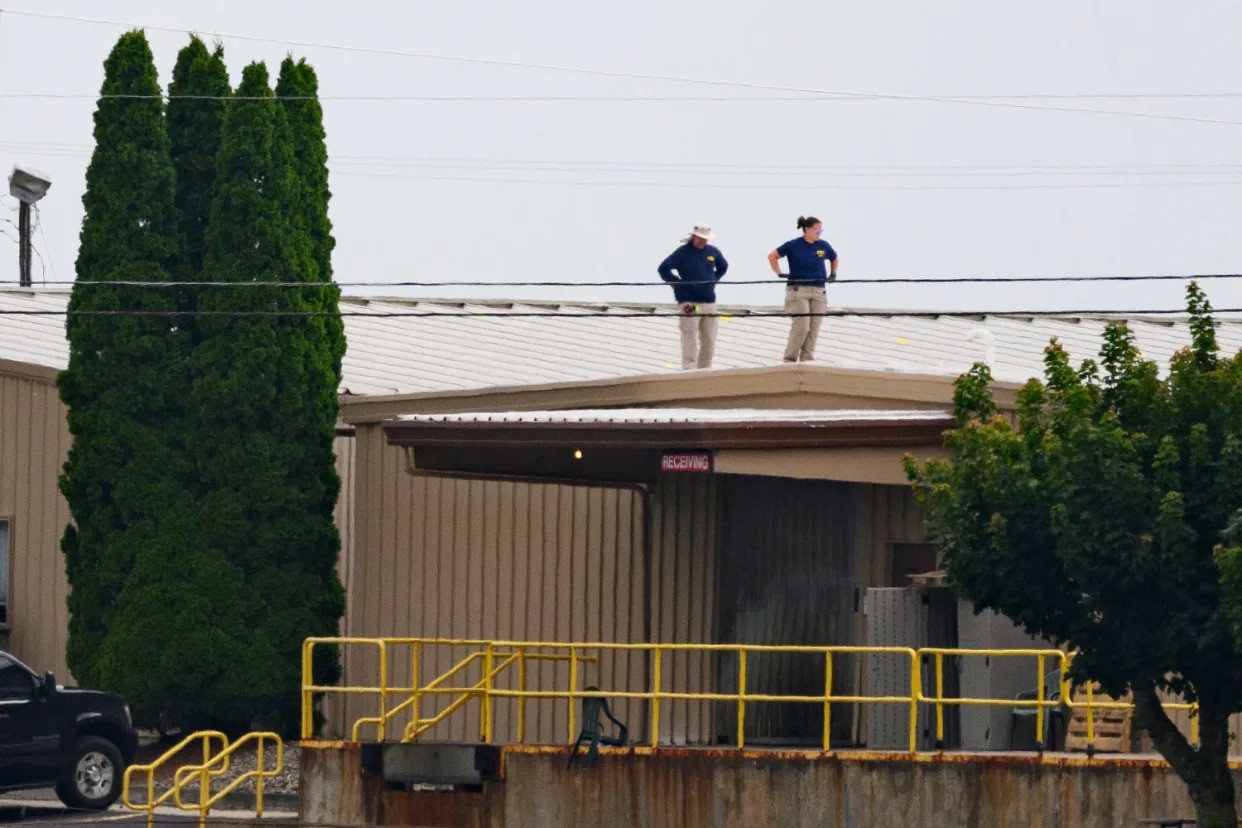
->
<box><xmin>301</xmin><ymin>743</ymin><xmax>1238</xmax><ymax>828</ymax></box>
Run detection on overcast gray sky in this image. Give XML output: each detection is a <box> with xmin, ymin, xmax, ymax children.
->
<box><xmin>1</xmin><ymin>0</ymin><xmax>1241</xmax><ymax>313</ymax></box>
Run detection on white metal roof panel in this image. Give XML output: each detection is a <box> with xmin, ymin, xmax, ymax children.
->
<box><xmin>4</xmin><ymin>289</ymin><xmax>1242</xmax><ymax>396</ymax></box>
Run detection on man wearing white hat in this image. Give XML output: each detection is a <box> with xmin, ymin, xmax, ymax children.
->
<box><xmin>658</xmin><ymin>223</ymin><xmax>729</xmax><ymax>370</ymax></box>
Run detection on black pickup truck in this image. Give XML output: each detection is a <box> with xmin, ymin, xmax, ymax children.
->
<box><xmin>0</xmin><ymin>651</ymin><xmax>137</xmax><ymax>809</ymax></box>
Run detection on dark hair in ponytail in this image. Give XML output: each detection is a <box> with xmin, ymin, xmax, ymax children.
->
<box><xmin>797</xmin><ymin>215</ymin><xmax>821</xmax><ymax>230</ymax></box>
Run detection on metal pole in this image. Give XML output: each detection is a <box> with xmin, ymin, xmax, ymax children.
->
<box><xmin>18</xmin><ymin>201</ymin><xmax>31</xmax><ymax>287</ymax></box>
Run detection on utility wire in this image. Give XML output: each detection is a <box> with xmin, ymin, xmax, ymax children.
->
<box><xmin>7</xmin><ymin>92</ymin><xmax>1242</xmax><ymax>102</ymax></box>
<box><xmin>4</xmin><ymin>141</ymin><xmax>1240</xmax><ymax>176</ymax></box>
<box><xmin>0</xmin><ymin>309</ymin><xmax>1233</xmax><ymax>319</ymax></box>
<box><xmin>18</xmin><ymin>273</ymin><xmax>1242</xmax><ymax>288</ymax></box>
<box><xmin>5</xmin><ymin>8</ymin><xmax>1242</xmax><ymax>127</ymax></box>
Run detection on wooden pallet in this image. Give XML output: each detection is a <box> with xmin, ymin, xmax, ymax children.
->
<box><xmin>1064</xmin><ymin>684</ymin><xmax>1133</xmax><ymax>753</ymax></box>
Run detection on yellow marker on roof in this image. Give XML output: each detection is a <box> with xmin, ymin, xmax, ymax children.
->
<box><xmin>720</xmin><ymin>315</ymin><xmax>733</xmax><ymax>322</ymax></box>
<box><xmin>896</xmin><ymin>337</ymin><xmax>908</xmax><ymax>345</ymax></box>
<box><xmin>473</xmin><ymin>315</ymin><xmax>488</xmax><ymax>320</ymax></box>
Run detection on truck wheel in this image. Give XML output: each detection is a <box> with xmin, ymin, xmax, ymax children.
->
<box><xmin>56</xmin><ymin>736</ymin><xmax>124</xmax><ymax>810</ymax></box>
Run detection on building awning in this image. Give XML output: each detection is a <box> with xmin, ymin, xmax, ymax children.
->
<box><xmin>383</xmin><ymin>407</ymin><xmax>956</xmax><ymax>450</ymax></box>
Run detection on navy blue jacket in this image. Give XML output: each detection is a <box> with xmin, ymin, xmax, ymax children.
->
<box><xmin>658</xmin><ymin>243</ymin><xmax>729</xmax><ymax>304</ymax></box>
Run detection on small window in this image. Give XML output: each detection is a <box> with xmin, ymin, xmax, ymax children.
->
<box><xmin>0</xmin><ymin>656</ymin><xmax>32</xmax><ymax>702</ymax></box>
<box><xmin>0</xmin><ymin>520</ymin><xmax>7</xmax><ymax>624</ymax></box>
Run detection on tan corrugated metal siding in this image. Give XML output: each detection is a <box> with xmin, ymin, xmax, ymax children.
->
<box><xmin>339</xmin><ymin>429</ymin><xmax>948</xmax><ymax>747</ymax></box>
<box><xmin>339</xmin><ymin>425</ymin><xmax>650</xmax><ymax>744</ymax></box>
<box><xmin>333</xmin><ymin>433</ymin><xmax>357</xmax><ymax>620</ymax></box>
<box><xmin>0</xmin><ymin>369</ymin><xmax>72</xmax><ymax>680</ymax></box>
<box><xmin>649</xmin><ymin>474</ymin><xmax>718</xmax><ymax>746</ymax></box>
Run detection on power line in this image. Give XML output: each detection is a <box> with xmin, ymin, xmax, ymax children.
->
<box><xmin>5</xmin><ymin>8</ymin><xmax>1242</xmax><ymax>128</ymax></box>
<box><xmin>6</xmin><ymin>91</ymin><xmax>1242</xmax><ymax>102</ymax></box>
<box><xmin>0</xmin><ymin>308</ymin><xmax>1231</xmax><ymax>319</ymax></box>
<box><xmin>3</xmin><ymin>140</ymin><xmax>1240</xmax><ymax>177</ymax></box>
<box><xmin>302</xmin><ymin>171</ymin><xmax>1242</xmax><ymax>190</ymax></box>
<box><xmin>18</xmin><ymin>273</ymin><xmax>1242</xmax><ymax>289</ymax></box>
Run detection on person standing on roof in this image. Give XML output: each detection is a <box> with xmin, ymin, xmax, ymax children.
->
<box><xmin>768</xmin><ymin>216</ymin><xmax>838</xmax><ymax>363</ymax></box>
<box><xmin>658</xmin><ymin>223</ymin><xmax>729</xmax><ymax>370</ymax></box>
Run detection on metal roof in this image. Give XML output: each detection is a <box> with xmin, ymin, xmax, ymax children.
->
<box><xmin>395</xmin><ymin>408</ymin><xmax>952</xmax><ymax>425</ymax></box>
<box><xmin>3</xmin><ymin>288</ymin><xmax>1241</xmax><ymax>396</ymax></box>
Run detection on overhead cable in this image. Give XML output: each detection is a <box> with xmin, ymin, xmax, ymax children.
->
<box><xmin>5</xmin><ymin>9</ymin><xmax>1242</xmax><ymax>127</ymax></box>
<box><xmin>18</xmin><ymin>273</ymin><xmax>1242</xmax><ymax>289</ymax></box>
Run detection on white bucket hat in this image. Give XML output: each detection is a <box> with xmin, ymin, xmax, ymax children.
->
<box><xmin>681</xmin><ymin>223</ymin><xmax>714</xmax><ymax>243</ymax></box>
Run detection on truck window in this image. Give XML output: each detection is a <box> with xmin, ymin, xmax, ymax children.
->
<box><xmin>0</xmin><ymin>656</ymin><xmax>32</xmax><ymax>702</ymax></box>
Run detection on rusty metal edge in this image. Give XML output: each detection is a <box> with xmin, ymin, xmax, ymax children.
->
<box><xmin>299</xmin><ymin>740</ymin><xmax>1242</xmax><ymax>772</ymax></box>
<box><xmin>498</xmin><ymin>744</ymin><xmax>1242</xmax><ymax>771</ymax></box>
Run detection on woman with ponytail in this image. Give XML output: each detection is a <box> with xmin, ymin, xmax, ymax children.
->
<box><xmin>767</xmin><ymin>216</ymin><xmax>838</xmax><ymax>362</ymax></box>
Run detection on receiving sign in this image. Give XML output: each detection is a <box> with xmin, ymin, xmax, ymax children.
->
<box><xmin>661</xmin><ymin>451</ymin><xmax>713</xmax><ymax>473</ymax></box>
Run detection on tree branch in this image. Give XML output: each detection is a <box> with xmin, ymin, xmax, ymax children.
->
<box><xmin>1133</xmin><ymin>683</ymin><xmax>1201</xmax><ymax>786</ymax></box>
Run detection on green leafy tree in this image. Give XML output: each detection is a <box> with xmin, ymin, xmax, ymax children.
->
<box><xmin>58</xmin><ymin>31</ymin><xmax>188</xmax><ymax>693</ymax></box>
<box><xmin>906</xmin><ymin>284</ymin><xmax>1242</xmax><ymax>827</ymax></box>
<box><xmin>188</xmin><ymin>61</ymin><xmax>344</xmax><ymax>732</ymax></box>
<box><xmin>167</xmin><ymin>36</ymin><xmax>230</xmax><ymax>277</ymax></box>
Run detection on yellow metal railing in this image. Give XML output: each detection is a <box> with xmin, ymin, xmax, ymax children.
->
<box><xmin>303</xmin><ymin>638</ymin><xmax>1202</xmax><ymax>755</ymax></box>
<box><xmin>122</xmin><ymin>730</ymin><xmax>283</xmax><ymax>827</ymax></box>
<box><xmin>303</xmin><ymin>637</ymin><xmax>595</xmax><ymax>742</ymax></box>
<box><xmin>123</xmin><ymin>731</ymin><xmax>228</xmax><ymax>828</ymax></box>
<box><xmin>174</xmin><ymin>732</ymin><xmax>283</xmax><ymax>824</ymax></box>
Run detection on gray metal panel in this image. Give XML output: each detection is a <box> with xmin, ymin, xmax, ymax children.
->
<box><xmin>956</xmin><ymin>603</ymin><xmax>1044</xmax><ymax>751</ymax></box>
<box><xmin>863</xmin><ymin>588</ymin><xmax>923</xmax><ymax>750</ymax></box>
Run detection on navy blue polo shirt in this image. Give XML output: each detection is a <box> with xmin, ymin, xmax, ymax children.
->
<box><xmin>658</xmin><ymin>243</ymin><xmax>729</xmax><ymax>304</ymax></box>
<box><xmin>777</xmin><ymin>237</ymin><xmax>837</xmax><ymax>287</ymax></box>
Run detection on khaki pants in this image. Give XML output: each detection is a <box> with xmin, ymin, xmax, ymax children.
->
<box><xmin>679</xmin><ymin>302</ymin><xmax>718</xmax><ymax>369</ymax></box>
<box><xmin>783</xmin><ymin>286</ymin><xmax>826</xmax><ymax>362</ymax></box>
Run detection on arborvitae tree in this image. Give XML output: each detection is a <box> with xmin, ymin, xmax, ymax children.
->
<box><xmin>275</xmin><ymin>56</ymin><xmax>344</xmax><ymax>372</ymax></box>
<box><xmin>189</xmin><ymin>61</ymin><xmax>344</xmax><ymax>731</ymax></box>
<box><xmin>57</xmin><ymin>31</ymin><xmax>187</xmax><ymax>692</ymax></box>
<box><xmin>167</xmin><ymin>36</ymin><xmax>230</xmax><ymax>276</ymax></box>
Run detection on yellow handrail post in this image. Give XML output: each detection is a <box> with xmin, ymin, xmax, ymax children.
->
<box><xmin>1191</xmin><ymin>701</ymin><xmax>1200</xmax><ymax>747</ymax></box>
<box><xmin>483</xmin><ymin>643</ymin><xmax>495</xmax><ymax>743</ymax></box>
<box><xmin>1086</xmin><ymin>681</ymin><xmax>1095</xmax><ymax>755</ymax></box>
<box><xmin>198</xmin><ymin>732</ymin><xmax>211</xmax><ymax>827</ymax></box>
<box><xmin>934</xmin><ymin>652</ymin><xmax>945</xmax><ymax>751</ymax></box>
<box><xmin>568</xmin><ymin>646</ymin><xmax>579</xmax><ymax>745</ymax></box>
<box><xmin>822</xmin><ymin>649</ymin><xmax>833</xmax><ymax>754</ymax></box>
<box><xmin>908</xmin><ymin>650</ymin><xmax>921</xmax><ymax>754</ymax></box>
<box><xmin>1035</xmin><ymin>655</ymin><xmax>1046</xmax><ymax>751</ymax></box>
<box><xmin>378</xmin><ymin>640</ymin><xmax>389</xmax><ymax>742</ymax></box>
<box><xmin>301</xmin><ymin>639</ymin><xmax>314</xmax><ymax>739</ymax></box>
<box><xmin>255</xmin><ymin>733</ymin><xmax>265</xmax><ymax>818</ymax></box>
<box><xmin>650</xmin><ymin>647</ymin><xmax>663</xmax><ymax>750</ymax></box>
<box><xmin>146</xmin><ymin>773</ymin><xmax>154</xmax><ymax>828</ymax></box>
<box><xmin>411</xmin><ymin>640</ymin><xmax>422</xmax><ymax>738</ymax></box>
<box><xmin>737</xmin><ymin>648</ymin><xmax>747</xmax><ymax>750</ymax></box>
<box><xmin>517</xmin><ymin>646</ymin><xmax>527</xmax><ymax>743</ymax></box>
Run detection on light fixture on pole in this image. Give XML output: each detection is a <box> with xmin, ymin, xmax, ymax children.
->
<box><xmin>8</xmin><ymin>165</ymin><xmax>51</xmax><ymax>288</ymax></box>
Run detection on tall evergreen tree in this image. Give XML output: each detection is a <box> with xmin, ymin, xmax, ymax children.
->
<box><xmin>188</xmin><ymin>62</ymin><xmax>344</xmax><ymax>730</ymax></box>
<box><xmin>276</xmin><ymin>56</ymin><xmax>345</xmax><ymax>372</ymax></box>
<box><xmin>58</xmin><ymin>31</ymin><xmax>186</xmax><ymax>689</ymax></box>
<box><xmin>167</xmin><ymin>37</ymin><xmax>230</xmax><ymax>276</ymax></box>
